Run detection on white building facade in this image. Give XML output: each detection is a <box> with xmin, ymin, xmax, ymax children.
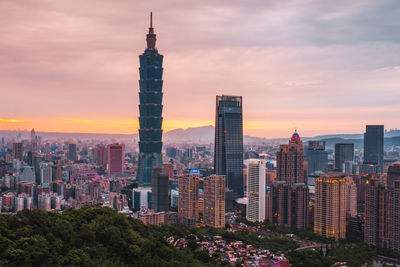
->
<box><xmin>246</xmin><ymin>159</ymin><xmax>266</xmax><ymax>222</ymax></box>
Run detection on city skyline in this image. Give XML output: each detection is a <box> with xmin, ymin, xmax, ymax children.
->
<box><xmin>1</xmin><ymin>1</ymin><xmax>400</xmax><ymax>138</ymax></box>
<box><xmin>1</xmin><ymin>2</ymin><xmax>400</xmax><ymax>265</ymax></box>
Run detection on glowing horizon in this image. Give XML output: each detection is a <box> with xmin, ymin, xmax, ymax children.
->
<box><xmin>0</xmin><ymin>115</ymin><xmax>388</xmax><ymax>138</ymax></box>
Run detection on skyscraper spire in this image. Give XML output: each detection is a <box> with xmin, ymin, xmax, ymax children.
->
<box><xmin>146</xmin><ymin>12</ymin><xmax>156</xmax><ymax>50</ymax></box>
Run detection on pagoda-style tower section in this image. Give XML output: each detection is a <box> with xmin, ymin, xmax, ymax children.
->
<box><xmin>137</xmin><ymin>12</ymin><xmax>164</xmax><ymax>186</ymax></box>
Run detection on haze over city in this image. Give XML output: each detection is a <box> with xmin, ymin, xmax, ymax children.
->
<box><xmin>1</xmin><ymin>0</ymin><xmax>400</xmax><ymax>138</ymax></box>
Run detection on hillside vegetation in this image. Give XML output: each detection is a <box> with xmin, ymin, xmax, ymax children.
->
<box><xmin>0</xmin><ymin>207</ymin><xmax>226</xmax><ymax>267</ymax></box>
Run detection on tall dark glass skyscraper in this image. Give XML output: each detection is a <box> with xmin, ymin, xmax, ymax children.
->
<box><xmin>305</xmin><ymin>140</ymin><xmax>328</xmax><ymax>175</ymax></box>
<box><xmin>214</xmin><ymin>95</ymin><xmax>244</xmax><ymax>197</ymax></box>
<box><xmin>137</xmin><ymin>13</ymin><xmax>163</xmax><ymax>186</ymax></box>
<box><xmin>151</xmin><ymin>167</ymin><xmax>169</xmax><ymax>212</ymax></box>
<box><xmin>364</xmin><ymin>125</ymin><xmax>384</xmax><ymax>173</ymax></box>
<box><xmin>334</xmin><ymin>143</ymin><xmax>354</xmax><ymax>171</ymax></box>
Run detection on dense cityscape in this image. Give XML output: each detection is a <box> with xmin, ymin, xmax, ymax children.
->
<box><xmin>1</xmin><ymin>6</ymin><xmax>400</xmax><ymax>267</ymax></box>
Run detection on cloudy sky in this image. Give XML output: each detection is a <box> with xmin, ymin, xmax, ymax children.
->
<box><xmin>1</xmin><ymin>0</ymin><xmax>399</xmax><ymax>138</ymax></box>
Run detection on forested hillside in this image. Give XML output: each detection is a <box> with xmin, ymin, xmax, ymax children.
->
<box><xmin>0</xmin><ymin>207</ymin><xmax>225</xmax><ymax>267</ymax></box>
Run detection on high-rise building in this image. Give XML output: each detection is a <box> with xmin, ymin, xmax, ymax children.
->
<box><xmin>276</xmin><ymin>130</ymin><xmax>304</xmax><ymax>185</ymax></box>
<box><xmin>343</xmin><ymin>161</ymin><xmax>357</xmax><ymax>175</ymax></box>
<box><xmin>52</xmin><ymin>181</ymin><xmax>66</xmax><ymax>199</ymax></box>
<box><xmin>27</xmin><ymin>151</ymin><xmax>34</xmax><ymax>166</ymax></box>
<box><xmin>51</xmin><ymin>164</ymin><xmax>62</xmax><ymax>182</ymax></box>
<box><xmin>136</xmin><ymin>13</ymin><xmax>164</xmax><ymax>186</ymax></box>
<box><xmin>214</xmin><ymin>95</ymin><xmax>244</xmax><ymax>197</ymax></box>
<box><xmin>387</xmin><ymin>163</ymin><xmax>400</xmax><ymax>189</ymax></box>
<box><xmin>30</xmin><ymin>128</ymin><xmax>38</xmax><ymax>153</ymax></box>
<box><xmin>345</xmin><ymin>176</ymin><xmax>357</xmax><ymax>218</ymax></box>
<box><xmin>151</xmin><ymin>167</ymin><xmax>169</xmax><ymax>212</ymax></box>
<box><xmin>33</xmin><ymin>154</ymin><xmax>43</xmax><ymax>184</ymax></box>
<box><xmin>133</xmin><ymin>187</ymin><xmax>152</xmax><ymax>209</ymax></box>
<box><xmin>246</xmin><ymin>159</ymin><xmax>266</xmax><ymax>222</ymax></box>
<box><xmin>30</xmin><ymin>128</ymin><xmax>36</xmax><ymax>143</ymax></box>
<box><xmin>354</xmin><ymin>174</ymin><xmax>376</xmax><ymax>205</ymax></box>
<box><xmin>96</xmin><ymin>145</ymin><xmax>107</xmax><ymax>167</ymax></box>
<box><xmin>68</xmin><ymin>143</ymin><xmax>77</xmax><ymax>161</ymax></box>
<box><xmin>106</xmin><ymin>143</ymin><xmax>124</xmax><ymax>175</ymax></box>
<box><xmin>203</xmin><ymin>175</ymin><xmax>226</xmax><ymax>228</ymax></box>
<box><xmin>314</xmin><ymin>174</ymin><xmax>346</xmax><ymax>240</ymax></box>
<box><xmin>392</xmin><ymin>180</ymin><xmax>400</xmax><ymax>252</ymax></box>
<box><xmin>269</xmin><ymin>181</ymin><xmax>309</xmax><ymax>230</ymax></box>
<box><xmin>271</xmin><ymin>181</ymin><xmax>290</xmax><ymax>226</ymax></box>
<box><xmin>364</xmin><ymin>179</ymin><xmax>392</xmax><ymax>248</ymax></box>
<box><xmin>186</xmin><ymin>148</ymin><xmax>193</xmax><ymax>160</ymax></box>
<box><xmin>198</xmin><ymin>190</ymin><xmax>205</xmax><ymax>223</ymax></box>
<box><xmin>12</xmin><ymin>142</ymin><xmax>23</xmax><ymax>161</ymax></box>
<box><xmin>362</xmin><ymin>178</ymin><xmax>400</xmax><ymax>252</ymax></box>
<box><xmin>265</xmin><ymin>186</ymin><xmax>273</xmax><ymax>223</ymax></box>
<box><xmin>171</xmin><ymin>189</ymin><xmax>179</xmax><ymax>208</ymax></box>
<box><xmin>364</xmin><ymin>125</ymin><xmax>384</xmax><ymax>173</ymax></box>
<box><xmin>290</xmin><ymin>183</ymin><xmax>309</xmax><ymax>230</ymax></box>
<box><xmin>225</xmin><ymin>188</ymin><xmax>234</xmax><ymax>212</ymax></box>
<box><xmin>334</xmin><ymin>143</ymin><xmax>354</xmax><ymax>171</ymax></box>
<box><xmin>270</xmin><ymin>131</ymin><xmax>309</xmax><ymax>231</ymax></box>
<box><xmin>40</xmin><ymin>162</ymin><xmax>53</xmax><ymax>187</ymax></box>
<box><xmin>305</xmin><ymin>140</ymin><xmax>328</xmax><ymax>175</ymax></box>
<box><xmin>178</xmin><ymin>175</ymin><xmax>199</xmax><ymax>226</ymax></box>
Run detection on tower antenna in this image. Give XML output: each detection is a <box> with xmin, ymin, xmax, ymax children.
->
<box><xmin>146</xmin><ymin>12</ymin><xmax>156</xmax><ymax>49</ymax></box>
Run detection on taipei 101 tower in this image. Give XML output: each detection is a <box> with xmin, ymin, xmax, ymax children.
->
<box><xmin>137</xmin><ymin>12</ymin><xmax>164</xmax><ymax>186</ymax></box>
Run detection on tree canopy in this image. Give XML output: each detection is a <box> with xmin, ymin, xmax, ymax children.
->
<box><xmin>0</xmin><ymin>207</ymin><xmax>226</xmax><ymax>267</ymax></box>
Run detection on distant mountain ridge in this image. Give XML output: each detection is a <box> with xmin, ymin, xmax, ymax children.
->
<box><xmin>163</xmin><ymin>125</ymin><xmax>213</xmax><ymax>143</ymax></box>
<box><xmin>303</xmin><ymin>134</ymin><xmax>363</xmax><ymax>140</ymax></box>
<box><xmin>163</xmin><ymin>125</ymin><xmax>270</xmax><ymax>144</ymax></box>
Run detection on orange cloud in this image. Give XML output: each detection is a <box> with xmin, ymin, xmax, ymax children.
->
<box><xmin>0</xmin><ymin>119</ymin><xmax>25</xmax><ymax>123</ymax></box>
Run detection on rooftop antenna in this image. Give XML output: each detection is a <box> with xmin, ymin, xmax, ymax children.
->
<box><xmin>146</xmin><ymin>12</ymin><xmax>156</xmax><ymax>49</ymax></box>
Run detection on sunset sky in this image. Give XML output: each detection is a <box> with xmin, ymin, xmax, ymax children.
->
<box><xmin>1</xmin><ymin>0</ymin><xmax>400</xmax><ymax>138</ymax></box>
